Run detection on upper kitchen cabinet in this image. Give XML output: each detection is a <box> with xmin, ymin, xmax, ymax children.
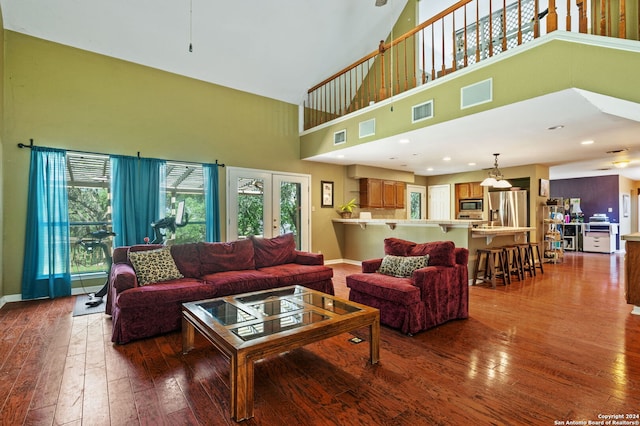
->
<box><xmin>360</xmin><ymin>178</ymin><xmax>406</xmax><ymax>209</ymax></box>
<box><xmin>456</xmin><ymin>182</ymin><xmax>483</xmax><ymax>200</ymax></box>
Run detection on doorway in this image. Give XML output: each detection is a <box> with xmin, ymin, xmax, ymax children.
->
<box><xmin>227</xmin><ymin>167</ymin><xmax>310</xmax><ymax>251</ymax></box>
<box><xmin>428</xmin><ymin>184</ymin><xmax>451</xmax><ymax>220</ymax></box>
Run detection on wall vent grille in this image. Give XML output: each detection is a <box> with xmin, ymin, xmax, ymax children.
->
<box><xmin>412</xmin><ymin>100</ymin><xmax>434</xmax><ymax>123</ymax></box>
<box><xmin>461</xmin><ymin>78</ymin><xmax>493</xmax><ymax>109</ymax></box>
<box><xmin>359</xmin><ymin>119</ymin><xmax>376</xmax><ymax>138</ymax></box>
<box><xmin>334</xmin><ymin>129</ymin><xmax>347</xmax><ymax>145</ymax></box>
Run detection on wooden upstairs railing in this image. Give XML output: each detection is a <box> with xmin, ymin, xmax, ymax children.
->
<box><xmin>304</xmin><ymin>0</ymin><xmax>637</xmax><ymax>130</ymax></box>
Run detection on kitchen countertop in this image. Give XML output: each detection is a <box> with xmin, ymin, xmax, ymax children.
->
<box><xmin>622</xmin><ymin>233</ymin><xmax>640</xmax><ymax>242</ymax></box>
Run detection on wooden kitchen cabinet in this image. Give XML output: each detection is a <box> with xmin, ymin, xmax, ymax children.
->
<box><xmin>360</xmin><ymin>178</ymin><xmax>406</xmax><ymax>209</ymax></box>
<box><xmin>456</xmin><ymin>182</ymin><xmax>483</xmax><ymax>200</ymax></box>
<box><xmin>395</xmin><ymin>181</ymin><xmax>406</xmax><ymax>208</ymax></box>
<box><xmin>360</xmin><ymin>178</ymin><xmax>383</xmax><ymax>208</ymax></box>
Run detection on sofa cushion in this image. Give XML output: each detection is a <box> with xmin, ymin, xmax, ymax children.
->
<box><xmin>128</xmin><ymin>246</ymin><xmax>184</xmax><ymax>286</ymax></box>
<box><xmin>384</xmin><ymin>238</ymin><xmax>417</xmax><ymax>256</ymax></box>
<box><xmin>251</xmin><ymin>233</ymin><xmax>297</xmax><ymax>268</ymax></box>
<box><xmin>116</xmin><ymin>278</ymin><xmax>211</xmax><ymax>309</ymax></box>
<box><xmin>378</xmin><ymin>255</ymin><xmax>429</xmax><ymax>278</ymax></box>
<box><xmin>258</xmin><ymin>263</ymin><xmax>333</xmax><ymax>286</ymax></box>
<box><xmin>346</xmin><ymin>273</ymin><xmax>421</xmax><ymax>305</ymax></box>
<box><xmin>170</xmin><ymin>243</ymin><xmax>201</xmax><ymax>277</ymax></box>
<box><xmin>409</xmin><ymin>241</ymin><xmax>456</xmax><ymax>267</ymax></box>
<box><xmin>202</xmin><ymin>270</ymin><xmax>280</xmax><ymax>296</ymax></box>
<box><xmin>199</xmin><ymin>239</ymin><xmax>255</xmax><ymax>274</ymax></box>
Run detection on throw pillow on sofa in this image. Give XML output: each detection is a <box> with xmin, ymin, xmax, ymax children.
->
<box><xmin>128</xmin><ymin>246</ymin><xmax>184</xmax><ymax>286</ymax></box>
<box><xmin>378</xmin><ymin>254</ymin><xmax>429</xmax><ymax>278</ymax></box>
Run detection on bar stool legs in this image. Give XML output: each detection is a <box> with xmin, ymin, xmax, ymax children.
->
<box><xmin>503</xmin><ymin>246</ymin><xmax>524</xmax><ymax>281</ymax></box>
<box><xmin>473</xmin><ymin>248</ymin><xmax>509</xmax><ymax>288</ymax></box>
<box><xmin>516</xmin><ymin>243</ymin><xmax>535</xmax><ymax>277</ymax></box>
<box><xmin>529</xmin><ymin>242</ymin><xmax>544</xmax><ymax>275</ymax></box>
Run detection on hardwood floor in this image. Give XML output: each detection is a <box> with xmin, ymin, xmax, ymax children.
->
<box><xmin>1</xmin><ymin>252</ymin><xmax>639</xmax><ymax>425</ymax></box>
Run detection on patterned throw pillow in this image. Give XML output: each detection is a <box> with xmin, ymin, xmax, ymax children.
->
<box><xmin>378</xmin><ymin>255</ymin><xmax>429</xmax><ymax>278</ymax></box>
<box><xmin>128</xmin><ymin>246</ymin><xmax>184</xmax><ymax>286</ymax></box>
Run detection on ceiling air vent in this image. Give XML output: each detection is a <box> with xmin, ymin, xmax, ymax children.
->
<box><xmin>412</xmin><ymin>100</ymin><xmax>434</xmax><ymax>123</ymax></box>
<box><xmin>461</xmin><ymin>78</ymin><xmax>493</xmax><ymax>109</ymax></box>
<box><xmin>334</xmin><ymin>129</ymin><xmax>347</xmax><ymax>145</ymax></box>
<box><xmin>359</xmin><ymin>119</ymin><xmax>376</xmax><ymax>138</ymax></box>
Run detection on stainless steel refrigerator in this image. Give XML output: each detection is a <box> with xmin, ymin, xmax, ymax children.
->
<box><xmin>487</xmin><ymin>190</ymin><xmax>528</xmax><ymax>227</ymax></box>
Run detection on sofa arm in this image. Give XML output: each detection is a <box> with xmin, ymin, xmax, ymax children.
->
<box><xmin>110</xmin><ymin>263</ymin><xmax>138</xmax><ymax>293</ymax></box>
<box><xmin>362</xmin><ymin>258</ymin><xmax>383</xmax><ymax>273</ymax></box>
<box><xmin>294</xmin><ymin>251</ymin><xmax>324</xmax><ymax>265</ymax></box>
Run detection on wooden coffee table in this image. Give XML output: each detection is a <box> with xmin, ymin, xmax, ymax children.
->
<box><xmin>182</xmin><ymin>285</ymin><xmax>380</xmax><ymax>421</ymax></box>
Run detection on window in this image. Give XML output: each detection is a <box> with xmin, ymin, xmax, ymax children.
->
<box><xmin>66</xmin><ymin>152</ymin><xmax>206</xmax><ymax>276</ymax></box>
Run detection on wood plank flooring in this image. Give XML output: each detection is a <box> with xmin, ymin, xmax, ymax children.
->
<box><xmin>1</xmin><ymin>252</ymin><xmax>639</xmax><ymax>425</ymax></box>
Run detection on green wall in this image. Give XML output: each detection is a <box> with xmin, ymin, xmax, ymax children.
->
<box><xmin>1</xmin><ymin>31</ymin><xmax>345</xmax><ymax>297</ymax></box>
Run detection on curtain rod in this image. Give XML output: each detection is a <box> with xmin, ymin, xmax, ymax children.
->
<box><xmin>16</xmin><ymin>138</ymin><xmax>225</xmax><ymax>167</ymax></box>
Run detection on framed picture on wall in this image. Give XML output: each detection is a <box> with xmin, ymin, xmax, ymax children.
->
<box><xmin>321</xmin><ymin>181</ymin><xmax>334</xmax><ymax>208</ymax></box>
<box><xmin>539</xmin><ymin>179</ymin><xmax>550</xmax><ymax>197</ymax></box>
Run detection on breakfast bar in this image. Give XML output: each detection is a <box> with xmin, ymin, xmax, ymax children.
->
<box><xmin>332</xmin><ymin>218</ymin><xmax>536</xmax><ymax>281</ymax></box>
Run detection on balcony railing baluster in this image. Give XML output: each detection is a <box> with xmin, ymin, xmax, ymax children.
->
<box><xmin>304</xmin><ymin>0</ymin><xmax>632</xmax><ymax>130</ymax></box>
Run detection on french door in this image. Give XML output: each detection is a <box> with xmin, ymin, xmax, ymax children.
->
<box><xmin>227</xmin><ymin>167</ymin><xmax>310</xmax><ymax>251</ymax></box>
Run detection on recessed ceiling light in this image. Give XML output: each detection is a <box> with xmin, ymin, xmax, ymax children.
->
<box><xmin>581</xmin><ymin>140</ymin><xmax>594</xmax><ymax>145</ymax></box>
<box><xmin>443</xmin><ymin>157</ymin><xmax>451</xmax><ymax>161</ymax></box>
<box><xmin>398</xmin><ymin>138</ymin><xmax>410</xmax><ymax>144</ymax></box>
<box><xmin>468</xmin><ymin>162</ymin><xmax>476</xmax><ymax>166</ymax></box>
<box><xmin>337</xmin><ymin>154</ymin><xmax>345</xmax><ymax>159</ymax></box>
<box><xmin>548</xmin><ymin>125</ymin><xmax>564</xmax><ymax>130</ymax></box>
<box><xmin>426</xmin><ymin>167</ymin><xmax>434</xmax><ymax>171</ymax></box>
<box><xmin>613</xmin><ymin>160</ymin><xmax>630</xmax><ymax>168</ymax></box>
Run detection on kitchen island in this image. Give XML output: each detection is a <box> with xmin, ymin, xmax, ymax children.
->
<box><xmin>621</xmin><ymin>233</ymin><xmax>640</xmax><ymax>315</ymax></box>
<box><xmin>332</xmin><ymin>218</ymin><xmax>536</xmax><ymax>281</ymax></box>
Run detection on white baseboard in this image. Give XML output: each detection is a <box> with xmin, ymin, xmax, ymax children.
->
<box><xmin>0</xmin><ymin>285</ymin><xmax>104</xmax><ymax>309</ymax></box>
<box><xmin>325</xmin><ymin>258</ymin><xmax>362</xmax><ymax>266</ymax></box>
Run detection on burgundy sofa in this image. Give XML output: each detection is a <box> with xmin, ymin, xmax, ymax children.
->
<box><xmin>105</xmin><ymin>234</ymin><xmax>334</xmax><ymax>344</ymax></box>
<box><xmin>346</xmin><ymin>238</ymin><xmax>469</xmax><ymax>335</ymax></box>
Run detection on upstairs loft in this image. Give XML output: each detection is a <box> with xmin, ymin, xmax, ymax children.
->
<box><xmin>300</xmin><ymin>0</ymin><xmax>640</xmax><ymax>179</ymax></box>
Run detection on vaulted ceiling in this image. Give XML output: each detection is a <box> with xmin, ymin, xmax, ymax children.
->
<box><xmin>2</xmin><ymin>0</ymin><xmax>640</xmax><ymax>180</ymax></box>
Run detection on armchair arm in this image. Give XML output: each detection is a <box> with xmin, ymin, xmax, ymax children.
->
<box><xmin>362</xmin><ymin>258</ymin><xmax>383</xmax><ymax>273</ymax></box>
<box><xmin>455</xmin><ymin>247</ymin><xmax>469</xmax><ymax>266</ymax></box>
<box><xmin>411</xmin><ymin>265</ymin><xmax>446</xmax><ymax>297</ymax></box>
<box><xmin>294</xmin><ymin>251</ymin><xmax>324</xmax><ymax>265</ymax></box>
<box><xmin>110</xmin><ymin>263</ymin><xmax>138</xmax><ymax>293</ymax></box>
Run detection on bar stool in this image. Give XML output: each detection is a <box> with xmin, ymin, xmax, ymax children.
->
<box><xmin>473</xmin><ymin>248</ymin><xmax>510</xmax><ymax>288</ymax></box>
<box><xmin>529</xmin><ymin>242</ymin><xmax>544</xmax><ymax>275</ymax></box>
<box><xmin>503</xmin><ymin>245</ymin><xmax>524</xmax><ymax>281</ymax></box>
<box><xmin>515</xmin><ymin>243</ymin><xmax>535</xmax><ymax>278</ymax></box>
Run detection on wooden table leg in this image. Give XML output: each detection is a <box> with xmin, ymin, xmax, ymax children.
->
<box><xmin>369</xmin><ymin>315</ymin><xmax>380</xmax><ymax>364</ymax></box>
<box><xmin>182</xmin><ymin>317</ymin><xmax>195</xmax><ymax>354</ymax></box>
<box><xmin>231</xmin><ymin>353</ymin><xmax>254</xmax><ymax>421</ymax></box>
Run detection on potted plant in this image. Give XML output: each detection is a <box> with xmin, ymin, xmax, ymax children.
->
<box><xmin>338</xmin><ymin>198</ymin><xmax>357</xmax><ymax>219</ymax></box>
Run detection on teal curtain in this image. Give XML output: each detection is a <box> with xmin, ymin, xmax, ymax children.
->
<box><xmin>203</xmin><ymin>163</ymin><xmax>221</xmax><ymax>242</ymax></box>
<box><xmin>21</xmin><ymin>147</ymin><xmax>71</xmax><ymax>299</ymax></box>
<box><xmin>111</xmin><ymin>155</ymin><xmax>166</xmax><ymax>247</ymax></box>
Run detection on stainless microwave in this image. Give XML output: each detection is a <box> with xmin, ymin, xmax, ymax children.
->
<box><xmin>459</xmin><ymin>198</ymin><xmax>483</xmax><ymax>212</ymax></box>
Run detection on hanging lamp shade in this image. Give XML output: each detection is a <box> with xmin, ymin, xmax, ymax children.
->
<box><xmin>480</xmin><ymin>153</ymin><xmax>511</xmax><ymax>188</ymax></box>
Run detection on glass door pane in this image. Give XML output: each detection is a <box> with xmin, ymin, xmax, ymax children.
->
<box><xmin>227</xmin><ymin>168</ymin><xmax>272</xmax><ymax>240</ymax></box>
<box><xmin>407</xmin><ymin>185</ymin><xmax>426</xmax><ymax>220</ymax></box>
<box><xmin>273</xmin><ymin>174</ymin><xmax>309</xmax><ymax>251</ymax></box>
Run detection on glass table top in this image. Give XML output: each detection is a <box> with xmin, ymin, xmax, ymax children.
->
<box><xmin>195</xmin><ymin>286</ymin><xmax>363</xmax><ymax>341</ymax></box>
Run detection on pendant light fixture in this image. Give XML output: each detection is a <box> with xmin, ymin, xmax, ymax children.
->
<box><xmin>480</xmin><ymin>153</ymin><xmax>512</xmax><ymax>188</ymax></box>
